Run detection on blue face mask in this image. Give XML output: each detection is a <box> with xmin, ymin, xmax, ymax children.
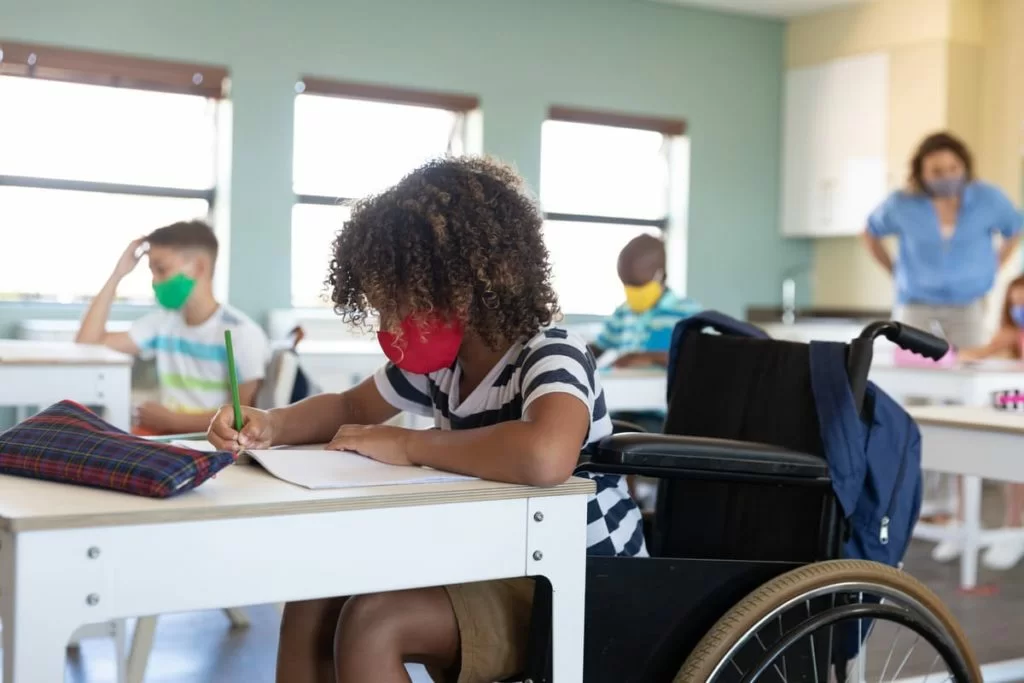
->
<box><xmin>925</xmin><ymin>175</ymin><xmax>966</xmax><ymax>197</ymax></box>
<box><xmin>1011</xmin><ymin>305</ymin><xmax>1024</xmax><ymax>328</ymax></box>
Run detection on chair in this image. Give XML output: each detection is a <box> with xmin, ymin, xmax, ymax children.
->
<box><xmin>518</xmin><ymin>317</ymin><xmax>979</xmax><ymax>682</ymax></box>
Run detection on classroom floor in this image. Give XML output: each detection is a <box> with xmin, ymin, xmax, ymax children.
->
<box><xmin>23</xmin><ymin>489</ymin><xmax>1024</xmax><ymax>682</ymax></box>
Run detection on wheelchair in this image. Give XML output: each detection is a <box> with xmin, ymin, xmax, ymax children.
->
<box><xmin>520</xmin><ymin>319</ymin><xmax>980</xmax><ymax>682</ymax></box>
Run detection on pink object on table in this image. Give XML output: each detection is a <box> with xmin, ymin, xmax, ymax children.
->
<box><xmin>892</xmin><ymin>346</ymin><xmax>957</xmax><ymax>368</ymax></box>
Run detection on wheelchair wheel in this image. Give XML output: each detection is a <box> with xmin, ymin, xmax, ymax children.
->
<box><xmin>675</xmin><ymin>560</ymin><xmax>980</xmax><ymax>683</ymax></box>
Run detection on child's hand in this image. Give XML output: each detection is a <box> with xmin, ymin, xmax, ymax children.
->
<box><xmin>327</xmin><ymin>424</ymin><xmax>413</xmax><ymax>466</ymax></box>
<box><xmin>113</xmin><ymin>237</ymin><xmax>146</xmax><ymax>280</ymax></box>
<box><xmin>613</xmin><ymin>352</ymin><xmax>649</xmax><ymax>368</ymax></box>
<box><xmin>208</xmin><ymin>405</ymin><xmax>275</xmax><ymax>451</ymax></box>
<box><xmin>136</xmin><ymin>401</ymin><xmax>177</xmax><ymax>433</ymax></box>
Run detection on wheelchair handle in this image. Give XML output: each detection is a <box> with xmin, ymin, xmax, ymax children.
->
<box><xmin>858</xmin><ymin>321</ymin><xmax>950</xmax><ymax>360</ymax></box>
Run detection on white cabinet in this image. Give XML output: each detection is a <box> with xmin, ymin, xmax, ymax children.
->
<box><xmin>780</xmin><ymin>52</ymin><xmax>889</xmax><ymax>237</ymax></box>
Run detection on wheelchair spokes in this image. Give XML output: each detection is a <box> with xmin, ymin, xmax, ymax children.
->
<box><xmin>675</xmin><ymin>562</ymin><xmax>979</xmax><ymax>683</ymax></box>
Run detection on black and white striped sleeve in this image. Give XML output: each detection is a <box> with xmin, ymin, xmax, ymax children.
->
<box><xmin>373</xmin><ymin>363</ymin><xmax>435</xmax><ymax>417</ymax></box>
<box><xmin>520</xmin><ymin>330</ymin><xmax>597</xmax><ymax>415</ymax></box>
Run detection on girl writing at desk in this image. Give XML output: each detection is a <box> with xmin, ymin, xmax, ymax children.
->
<box><xmin>208</xmin><ymin>157</ymin><xmax>647</xmax><ymax>683</ymax></box>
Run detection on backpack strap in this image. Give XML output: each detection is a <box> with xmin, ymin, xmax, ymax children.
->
<box><xmin>808</xmin><ymin>341</ymin><xmax>867</xmax><ymax>517</ymax></box>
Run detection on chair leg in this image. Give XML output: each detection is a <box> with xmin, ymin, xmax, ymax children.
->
<box><xmin>223</xmin><ymin>607</ymin><xmax>251</xmax><ymax>629</ymax></box>
<box><xmin>126</xmin><ymin>616</ymin><xmax>158</xmax><ymax>683</ymax></box>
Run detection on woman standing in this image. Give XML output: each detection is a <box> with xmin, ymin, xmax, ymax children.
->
<box><xmin>863</xmin><ymin>131</ymin><xmax>1023</xmax><ymax>564</ymax></box>
<box><xmin>863</xmin><ymin>131</ymin><xmax>1021</xmax><ymax>344</ymax></box>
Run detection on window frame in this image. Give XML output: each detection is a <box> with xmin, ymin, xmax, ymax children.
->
<box><xmin>292</xmin><ymin>77</ymin><xmax>480</xmax><ymax>207</ymax></box>
<box><xmin>541</xmin><ymin>106</ymin><xmax>690</xmax><ymax>317</ymax></box>
<box><xmin>289</xmin><ymin>78</ymin><xmax>481</xmax><ymax>308</ymax></box>
<box><xmin>0</xmin><ymin>41</ymin><xmax>227</xmax><ymax>303</ymax></box>
<box><xmin>0</xmin><ymin>41</ymin><xmax>225</xmax><ymax>207</ymax></box>
<box><xmin>542</xmin><ymin>105</ymin><xmax>687</xmax><ymax>231</ymax></box>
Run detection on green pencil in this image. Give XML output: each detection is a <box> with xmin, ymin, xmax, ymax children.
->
<box><xmin>224</xmin><ymin>330</ymin><xmax>244</xmax><ymax>432</ymax></box>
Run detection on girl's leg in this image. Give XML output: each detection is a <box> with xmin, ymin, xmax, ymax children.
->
<box><xmin>334</xmin><ymin>588</ymin><xmax>459</xmax><ymax>683</ymax></box>
<box><xmin>277</xmin><ymin>597</ymin><xmax>348</xmax><ymax>683</ymax></box>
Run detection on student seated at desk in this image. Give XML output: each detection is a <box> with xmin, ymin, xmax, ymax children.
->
<box><xmin>589</xmin><ymin>234</ymin><xmax>700</xmax><ymax>432</ymax></box>
<box><xmin>207</xmin><ymin>157</ymin><xmax>647</xmax><ymax>683</ymax></box>
<box><xmin>953</xmin><ymin>273</ymin><xmax>1024</xmax><ymax>569</ymax></box>
<box><xmin>76</xmin><ymin>220</ymin><xmax>270</xmax><ymax>435</ymax></box>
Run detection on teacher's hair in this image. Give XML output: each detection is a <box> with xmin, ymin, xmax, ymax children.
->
<box><xmin>907</xmin><ymin>131</ymin><xmax>974</xmax><ymax>193</ymax></box>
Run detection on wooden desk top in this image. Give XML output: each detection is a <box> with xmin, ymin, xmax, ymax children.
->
<box><xmin>0</xmin><ymin>466</ymin><xmax>595</xmax><ymax>532</ymax></box>
<box><xmin>909</xmin><ymin>405</ymin><xmax>1024</xmax><ymax>436</ymax></box>
<box><xmin>0</xmin><ymin>340</ymin><xmax>132</xmax><ymax>366</ymax></box>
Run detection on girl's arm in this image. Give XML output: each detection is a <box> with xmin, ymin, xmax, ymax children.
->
<box><xmin>959</xmin><ymin>327</ymin><xmax>1018</xmax><ymax>361</ymax></box>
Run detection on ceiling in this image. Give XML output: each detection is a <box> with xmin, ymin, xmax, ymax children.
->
<box><xmin>654</xmin><ymin>0</ymin><xmax>868</xmax><ymax>19</ymax></box>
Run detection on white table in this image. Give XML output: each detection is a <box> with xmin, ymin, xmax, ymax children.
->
<box><xmin>600</xmin><ymin>368</ymin><xmax>668</xmax><ymax>413</ymax></box>
<box><xmin>870</xmin><ymin>360</ymin><xmax>1024</xmax><ymax>407</ymax></box>
<box><xmin>0</xmin><ymin>340</ymin><xmax>133</xmax><ymax>431</ymax></box>
<box><xmin>0</xmin><ymin>466</ymin><xmax>592</xmax><ymax>683</ymax></box>
<box><xmin>908</xmin><ymin>405</ymin><xmax>1024</xmax><ymax>682</ymax></box>
<box><xmin>871</xmin><ymin>360</ymin><xmax>1024</xmax><ymax>519</ymax></box>
<box><xmin>910</xmin><ymin>405</ymin><xmax>1024</xmax><ymax>590</ymax></box>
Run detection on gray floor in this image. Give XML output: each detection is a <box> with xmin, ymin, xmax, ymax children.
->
<box><xmin>37</xmin><ymin>489</ymin><xmax>1024</xmax><ymax>681</ymax></box>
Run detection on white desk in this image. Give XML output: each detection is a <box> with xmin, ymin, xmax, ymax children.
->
<box><xmin>600</xmin><ymin>368</ymin><xmax>668</xmax><ymax>413</ymax></box>
<box><xmin>297</xmin><ymin>339</ymin><xmax>385</xmax><ymax>393</ymax></box>
<box><xmin>908</xmin><ymin>406</ymin><xmax>1024</xmax><ymax>682</ymax></box>
<box><xmin>0</xmin><ymin>340</ymin><xmax>133</xmax><ymax>431</ymax></box>
<box><xmin>870</xmin><ymin>360</ymin><xmax>1024</xmax><ymax>407</ymax></box>
<box><xmin>0</xmin><ymin>466</ymin><xmax>592</xmax><ymax>683</ymax></box>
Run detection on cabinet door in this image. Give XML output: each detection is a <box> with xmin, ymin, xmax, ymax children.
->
<box><xmin>819</xmin><ymin>53</ymin><xmax>889</xmax><ymax>236</ymax></box>
<box><xmin>780</xmin><ymin>64</ymin><xmax>829</xmax><ymax>237</ymax></box>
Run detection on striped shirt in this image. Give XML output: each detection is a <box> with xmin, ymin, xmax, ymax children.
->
<box><xmin>374</xmin><ymin>328</ymin><xmax>648</xmax><ymax>558</ymax></box>
<box><xmin>129</xmin><ymin>305</ymin><xmax>270</xmax><ymax>414</ymax></box>
<box><xmin>596</xmin><ymin>290</ymin><xmax>702</xmax><ymax>353</ymax></box>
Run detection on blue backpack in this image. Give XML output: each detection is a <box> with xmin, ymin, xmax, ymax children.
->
<box><xmin>809</xmin><ymin>341</ymin><xmax>923</xmax><ymax>567</ymax></box>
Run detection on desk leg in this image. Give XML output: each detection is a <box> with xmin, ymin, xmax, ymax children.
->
<box><xmin>0</xmin><ymin>543</ymin><xmax>71</xmax><ymax>682</ymax></box>
<box><xmin>960</xmin><ymin>475</ymin><xmax>983</xmax><ymax>590</ymax></box>
<box><xmin>126</xmin><ymin>616</ymin><xmax>158</xmax><ymax>683</ymax></box>
<box><xmin>527</xmin><ymin>496</ymin><xmax>586</xmax><ymax>683</ymax></box>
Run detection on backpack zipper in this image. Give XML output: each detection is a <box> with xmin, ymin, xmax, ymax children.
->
<box><xmin>880</xmin><ymin>426</ymin><xmax>913</xmax><ymax>546</ymax></box>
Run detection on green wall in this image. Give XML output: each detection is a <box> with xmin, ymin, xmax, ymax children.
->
<box><xmin>0</xmin><ymin>0</ymin><xmax>811</xmax><ymax>337</ymax></box>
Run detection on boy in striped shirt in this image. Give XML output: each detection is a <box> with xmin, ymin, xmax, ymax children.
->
<box><xmin>207</xmin><ymin>157</ymin><xmax>646</xmax><ymax>683</ymax></box>
<box><xmin>77</xmin><ymin>220</ymin><xmax>270</xmax><ymax>435</ymax></box>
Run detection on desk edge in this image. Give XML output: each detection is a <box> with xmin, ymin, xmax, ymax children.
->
<box><xmin>0</xmin><ymin>479</ymin><xmax>596</xmax><ymax>532</ymax></box>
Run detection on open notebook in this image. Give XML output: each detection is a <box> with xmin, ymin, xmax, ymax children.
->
<box><xmin>172</xmin><ymin>441</ymin><xmax>475</xmax><ymax>490</ymax></box>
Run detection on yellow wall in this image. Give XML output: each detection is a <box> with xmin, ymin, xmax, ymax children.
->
<box><xmin>787</xmin><ymin>0</ymin><xmax>1023</xmax><ymax>317</ymax></box>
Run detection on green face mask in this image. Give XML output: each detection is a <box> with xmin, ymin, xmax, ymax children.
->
<box><xmin>153</xmin><ymin>272</ymin><xmax>196</xmax><ymax>310</ymax></box>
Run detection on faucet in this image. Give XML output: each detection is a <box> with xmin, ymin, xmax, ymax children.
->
<box><xmin>780</xmin><ymin>265</ymin><xmax>809</xmax><ymax>325</ymax></box>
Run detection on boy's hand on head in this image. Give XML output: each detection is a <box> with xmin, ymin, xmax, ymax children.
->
<box><xmin>208</xmin><ymin>405</ymin><xmax>275</xmax><ymax>452</ymax></box>
<box><xmin>327</xmin><ymin>424</ymin><xmax>413</xmax><ymax>467</ymax></box>
<box><xmin>113</xmin><ymin>237</ymin><xmax>146</xmax><ymax>280</ymax></box>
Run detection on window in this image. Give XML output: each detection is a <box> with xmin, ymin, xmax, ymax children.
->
<box><xmin>0</xmin><ymin>42</ymin><xmax>225</xmax><ymax>303</ymax></box>
<box><xmin>540</xmin><ymin>107</ymin><xmax>687</xmax><ymax>316</ymax></box>
<box><xmin>291</xmin><ymin>78</ymin><xmax>479</xmax><ymax>307</ymax></box>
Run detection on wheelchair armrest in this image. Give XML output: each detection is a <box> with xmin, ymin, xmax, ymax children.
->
<box><xmin>585</xmin><ymin>433</ymin><xmax>829</xmax><ymax>480</ymax></box>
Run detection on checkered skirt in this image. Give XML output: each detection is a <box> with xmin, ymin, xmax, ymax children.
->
<box><xmin>0</xmin><ymin>400</ymin><xmax>234</xmax><ymax>497</ymax></box>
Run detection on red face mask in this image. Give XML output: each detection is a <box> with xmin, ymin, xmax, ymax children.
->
<box><xmin>377</xmin><ymin>314</ymin><xmax>463</xmax><ymax>375</ymax></box>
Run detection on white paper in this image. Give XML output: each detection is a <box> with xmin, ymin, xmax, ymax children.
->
<box><xmin>170</xmin><ymin>440</ymin><xmax>220</xmax><ymax>452</ymax></box>
<box><xmin>244</xmin><ymin>447</ymin><xmax>476</xmax><ymax>490</ymax></box>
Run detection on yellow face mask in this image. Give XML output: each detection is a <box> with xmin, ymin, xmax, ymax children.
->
<box><xmin>624</xmin><ymin>278</ymin><xmax>664</xmax><ymax>313</ymax></box>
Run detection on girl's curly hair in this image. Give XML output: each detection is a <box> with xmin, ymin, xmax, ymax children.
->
<box><xmin>326</xmin><ymin>156</ymin><xmax>559</xmax><ymax>348</ymax></box>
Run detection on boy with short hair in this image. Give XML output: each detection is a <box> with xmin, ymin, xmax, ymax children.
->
<box><xmin>591</xmin><ymin>233</ymin><xmax>701</xmax><ymax>369</ymax></box>
<box><xmin>77</xmin><ymin>220</ymin><xmax>270</xmax><ymax>435</ymax></box>
<box><xmin>206</xmin><ymin>157</ymin><xmax>647</xmax><ymax>683</ymax></box>
<box><xmin>590</xmin><ymin>233</ymin><xmax>701</xmax><ymax>432</ymax></box>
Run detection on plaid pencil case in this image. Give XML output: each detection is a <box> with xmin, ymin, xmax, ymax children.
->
<box><xmin>0</xmin><ymin>400</ymin><xmax>235</xmax><ymax>498</ymax></box>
